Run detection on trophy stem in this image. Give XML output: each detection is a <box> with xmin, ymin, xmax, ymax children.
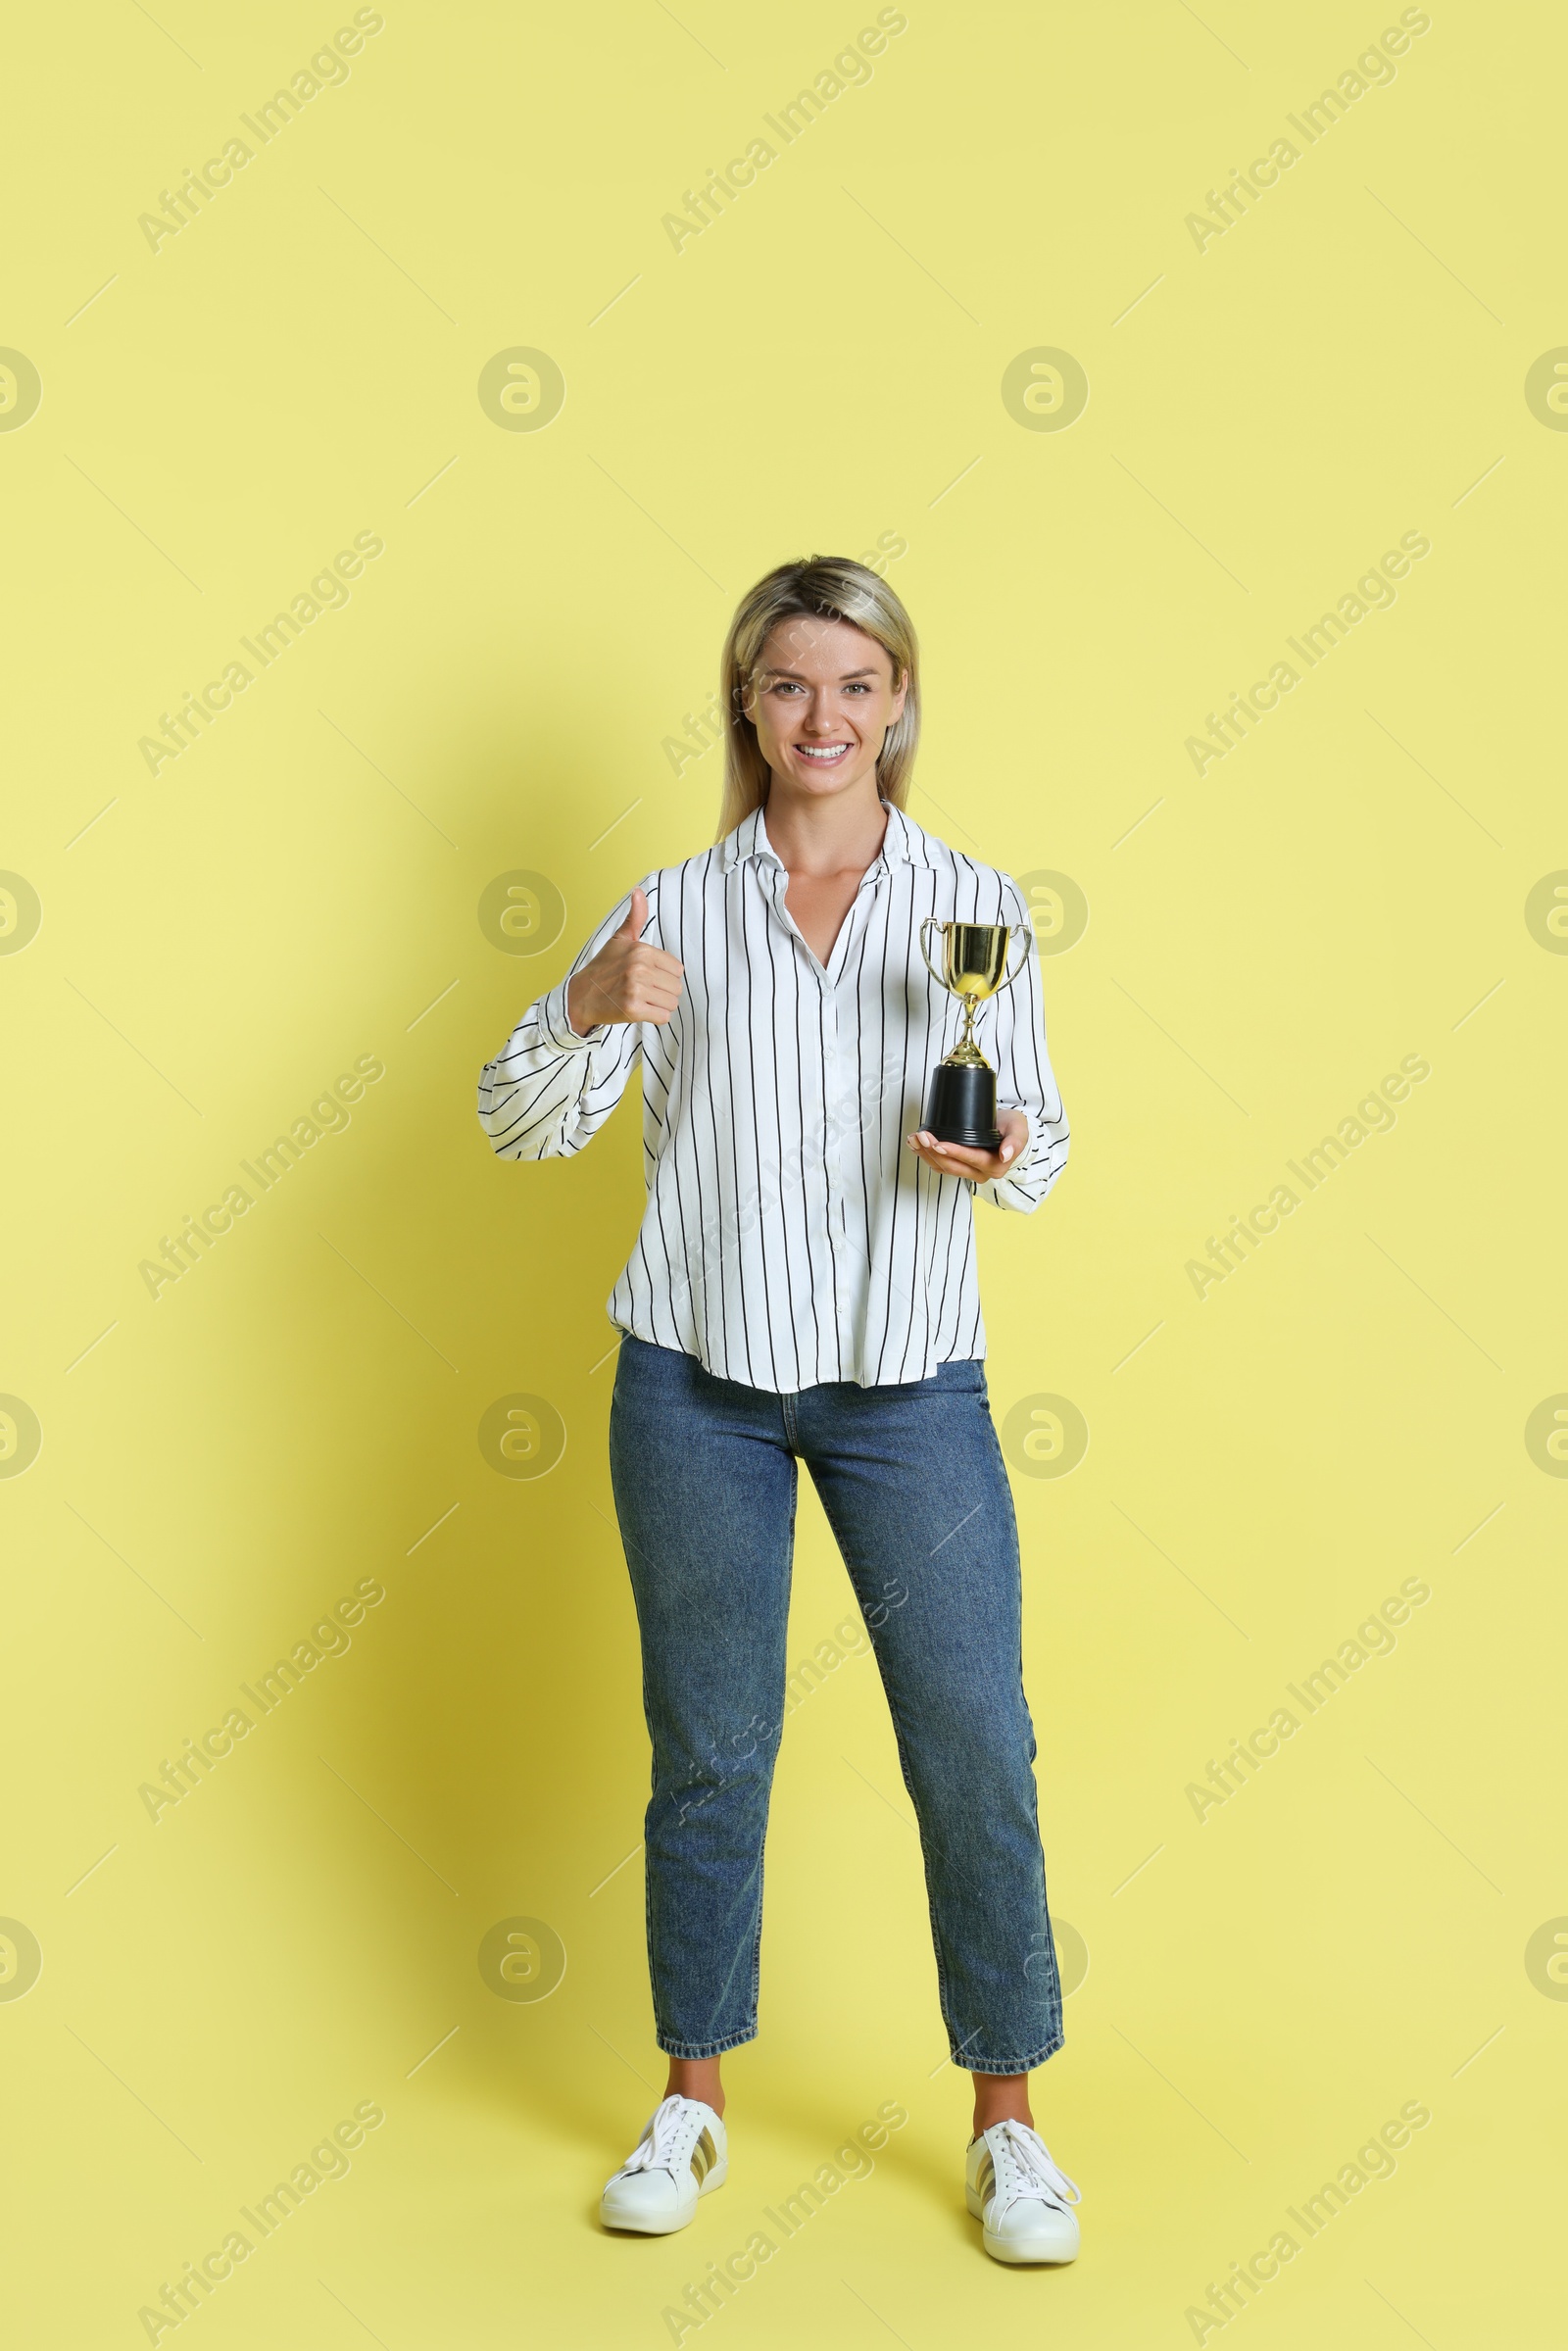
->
<box><xmin>943</xmin><ymin>996</ymin><xmax>988</xmax><ymax>1070</ymax></box>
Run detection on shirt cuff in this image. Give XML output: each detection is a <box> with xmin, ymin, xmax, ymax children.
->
<box><xmin>997</xmin><ymin>1104</ymin><xmax>1040</xmax><ymax>1180</ymax></box>
<box><xmin>969</xmin><ymin>1107</ymin><xmax>1038</xmax><ymax>1202</ymax></box>
<box><xmin>538</xmin><ymin>976</ymin><xmax>608</xmax><ymax>1052</ymax></box>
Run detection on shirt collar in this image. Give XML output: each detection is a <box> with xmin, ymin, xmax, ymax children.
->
<box><xmin>720</xmin><ymin>797</ymin><xmax>937</xmax><ymax>873</ymax></box>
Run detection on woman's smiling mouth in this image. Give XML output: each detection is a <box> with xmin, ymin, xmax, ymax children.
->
<box><xmin>793</xmin><ymin>742</ymin><xmax>853</xmax><ymax>763</ymax></box>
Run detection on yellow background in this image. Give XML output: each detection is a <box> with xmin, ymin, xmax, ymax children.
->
<box><xmin>4</xmin><ymin>1</ymin><xmax>1563</xmax><ymax>2343</ymax></box>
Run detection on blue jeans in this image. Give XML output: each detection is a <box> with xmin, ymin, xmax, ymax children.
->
<box><xmin>608</xmin><ymin>1335</ymin><xmax>1063</xmax><ymax>2075</ymax></box>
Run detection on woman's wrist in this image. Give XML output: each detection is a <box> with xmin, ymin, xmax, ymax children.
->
<box><xmin>565</xmin><ymin>974</ymin><xmax>601</xmax><ymax>1037</ymax></box>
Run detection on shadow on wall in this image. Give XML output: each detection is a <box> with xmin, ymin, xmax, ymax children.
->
<box><xmin>190</xmin><ymin>697</ymin><xmax>717</xmax><ymax>2146</ymax></box>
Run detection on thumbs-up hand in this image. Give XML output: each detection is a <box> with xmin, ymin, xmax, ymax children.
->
<box><xmin>566</xmin><ymin>887</ymin><xmax>685</xmax><ymax>1035</ymax></box>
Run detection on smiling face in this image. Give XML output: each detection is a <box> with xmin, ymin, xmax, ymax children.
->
<box><xmin>746</xmin><ymin>613</ymin><xmax>907</xmax><ymax>808</ymax></box>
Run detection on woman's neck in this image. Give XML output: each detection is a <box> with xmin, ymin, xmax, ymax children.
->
<box><xmin>762</xmin><ymin>777</ymin><xmax>889</xmax><ymax>879</ymax></box>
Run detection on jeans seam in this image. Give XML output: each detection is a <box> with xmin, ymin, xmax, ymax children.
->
<box><xmin>812</xmin><ymin>1421</ymin><xmax>1058</xmax><ymax>2072</ymax></box>
<box><xmin>747</xmin><ymin>1459</ymin><xmax>798</xmax><ymax>2030</ymax></box>
<box><xmin>611</xmin><ymin>1370</ymin><xmax>670</xmax><ymax>2059</ymax></box>
<box><xmin>810</xmin><ymin>1478</ymin><xmax>971</xmax><ymax>2064</ymax></box>
<box><xmin>956</xmin><ymin>2034</ymin><xmax>1064</xmax><ymax>2076</ymax></box>
<box><xmin>983</xmin><ymin>1398</ymin><xmax>1064</xmax><ymax>2046</ymax></box>
<box><xmin>656</xmin><ymin>2026</ymin><xmax>761</xmax><ymax>2060</ymax></box>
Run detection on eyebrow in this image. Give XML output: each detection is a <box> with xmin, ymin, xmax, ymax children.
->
<box><xmin>761</xmin><ymin>665</ymin><xmax>881</xmax><ymax>682</ymax></box>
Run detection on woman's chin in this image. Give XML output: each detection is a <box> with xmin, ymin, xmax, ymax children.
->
<box><xmin>774</xmin><ymin>759</ymin><xmax>875</xmax><ymax>799</ymax></box>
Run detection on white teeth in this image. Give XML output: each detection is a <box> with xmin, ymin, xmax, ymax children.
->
<box><xmin>798</xmin><ymin>745</ymin><xmax>849</xmax><ymax>759</ymax></box>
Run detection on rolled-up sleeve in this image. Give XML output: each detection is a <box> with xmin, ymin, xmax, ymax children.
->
<box><xmin>476</xmin><ymin>884</ymin><xmax>654</xmax><ymax>1160</ymax></box>
<box><xmin>973</xmin><ymin>878</ymin><xmax>1069</xmax><ymax>1212</ymax></box>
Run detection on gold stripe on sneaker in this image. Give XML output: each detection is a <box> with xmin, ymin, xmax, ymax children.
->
<box><xmin>975</xmin><ymin>2153</ymin><xmax>996</xmax><ymax>2200</ymax></box>
<box><xmin>691</xmin><ymin>2128</ymin><xmax>716</xmax><ymax>2182</ymax></box>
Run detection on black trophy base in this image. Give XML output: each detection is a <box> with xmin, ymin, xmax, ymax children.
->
<box><xmin>921</xmin><ymin>1061</ymin><xmax>1001</xmax><ymax>1151</ymax></box>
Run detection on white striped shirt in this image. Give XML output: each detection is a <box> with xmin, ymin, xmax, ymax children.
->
<box><xmin>476</xmin><ymin>803</ymin><xmax>1069</xmax><ymax>1392</ymax></box>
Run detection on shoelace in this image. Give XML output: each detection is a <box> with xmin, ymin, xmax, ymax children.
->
<box><xmin>616</xmin><ymin>2094</ymin><xmax>701</xmax><ymax>2179</ymax></box>
<box><xmin>990</xmin><ymin>2120</ymin><xmax>1081</xmax><ymax>2208</ymax></box>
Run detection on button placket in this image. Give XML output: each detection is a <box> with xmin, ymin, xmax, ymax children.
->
<box><xmin>764</xmin><ymin>854</ymin><xmax>888</xmax><ymax>1381</ymax></box>
<box><xmin>817</xmin><ymin>956</ymin><xmax>850</xmax><ymax>1351</ymax></box>
<box><xmin>766</xmin><ymin>863</ymin><xmax>844</xmax><ymax>1372</ymax></box>
<box><xmin>827</xmin><ymin>880</ymin><xmax>884</xmax><ymax>1368</ymax></box>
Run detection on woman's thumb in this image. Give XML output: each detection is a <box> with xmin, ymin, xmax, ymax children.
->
<box><xmin>621</xmin><ymin>885</ymin><xmax>648</xmax><ymax>937</ymax></box>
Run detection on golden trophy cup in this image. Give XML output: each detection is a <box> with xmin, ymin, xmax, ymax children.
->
<box><xmin>918</xmin><ymin>919</ymin><xmax>1030</xmax><ymax>1149</ymax></box>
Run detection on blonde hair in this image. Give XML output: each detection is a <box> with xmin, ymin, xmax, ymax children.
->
<box><xmin>715</xmin><ymin>557</ymin><xmax>920</xmax><ymax>840</ymax></box>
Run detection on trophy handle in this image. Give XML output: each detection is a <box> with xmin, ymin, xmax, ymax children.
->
<box><xmin>1000</xmin><ymin>922</ymin><xmax>1032</xmax><ymax>992</ymax></box>
<box><xmin>918</xmin><ymin>917</ymin><xmax>949</xmax><ymax>991</ymax></box>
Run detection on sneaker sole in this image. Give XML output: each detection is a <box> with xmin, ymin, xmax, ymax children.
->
<box><xmin>965</xmin><ymin>2183</ymin><xmax>1079</xmax><ymax>2265</ymax></box>
<box><xmin>601</xmin><ymin>2157</ymin><xmax>728</xmax><ymax>2235</ymax></box>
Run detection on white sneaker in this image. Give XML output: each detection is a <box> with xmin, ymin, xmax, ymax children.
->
<box><xmin>600</xmin><ymin>2095</ymin><xmax>727</xmax><ymax>2234</ymax></box>
<box><xmin>965</xmin><ymin>2119</ymin><xmax>1081</xmax><ymax>2264</ymax></box>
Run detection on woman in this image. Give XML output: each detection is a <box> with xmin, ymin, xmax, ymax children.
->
<box><xmin>477</xmin><ymin>557</ymin><xmax>1079</xmax><ymax>2266</ymax></box>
